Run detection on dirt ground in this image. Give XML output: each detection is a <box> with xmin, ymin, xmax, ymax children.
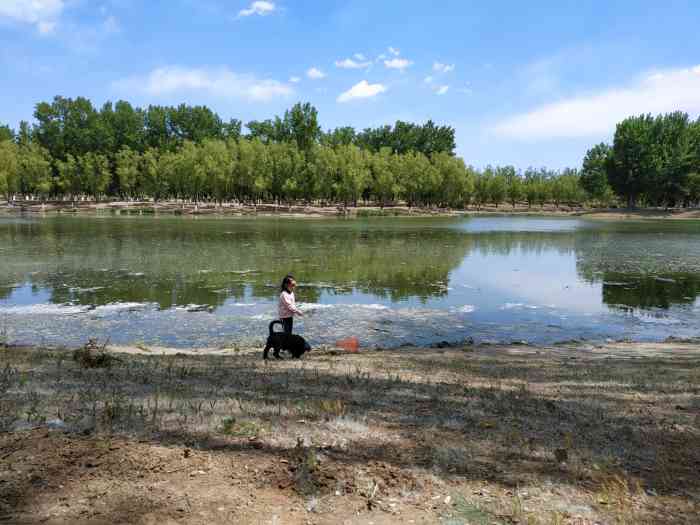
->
<box><xmin>1</xmin><ymin>341</ymin><xmax>699</xmax><ymax>524</ymax></box>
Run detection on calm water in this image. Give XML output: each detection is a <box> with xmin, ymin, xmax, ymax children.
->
<box><xmin>1</xmin><ymin>214</ymin><xmax>699</xmax><ymax>349</ymax></box>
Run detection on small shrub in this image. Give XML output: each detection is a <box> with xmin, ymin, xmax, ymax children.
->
<box><xmin>219</xmin><ymin>416</ymin><xmax>264</xmax><ymax>437</ymax></box>
<box><xmin>73</xmin><ymin>339</ymin><xmax>119</xmax><ymax>369</ymax></box>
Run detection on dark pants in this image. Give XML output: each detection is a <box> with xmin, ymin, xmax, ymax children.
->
<box><xmin>281</xmin><ymin>317</ymin><xmax>293</xmax><ymax>334</ymax></box>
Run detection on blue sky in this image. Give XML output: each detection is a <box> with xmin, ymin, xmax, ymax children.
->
<box><xmin>2</xmin><ymin>0</ymin><xmax>700</xmax><ymax>169</ymax></box>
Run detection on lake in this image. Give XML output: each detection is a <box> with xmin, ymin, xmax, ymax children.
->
<box><xmin>1</xmin><ymin>214</ymin><xmax>699</xmax><ymax>349</ymax></box>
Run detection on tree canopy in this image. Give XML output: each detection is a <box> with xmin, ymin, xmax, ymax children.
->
<box><xmin>3</xmin><ymin>96</ymin><xmax>700</xmax><ymax>209</ymax></box>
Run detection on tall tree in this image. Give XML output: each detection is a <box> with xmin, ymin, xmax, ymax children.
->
<box><xmin>609</xmin><ymin>114</ymin><xmax>658</xmax><ymax>208</ymax></box>
<box><xmin>580</xmin><ymin>143</ymin><xmax>612</xmax><ymax>201</ymax></box>
<box><xmin>0</xmin><ymin>140</ymin><xmax>19</xmax><ymax>201</ymax></box>
<box><xmin>115</xmin><ymin>146</ymin><xmax>141</xmax><ymax>199</ymax></box>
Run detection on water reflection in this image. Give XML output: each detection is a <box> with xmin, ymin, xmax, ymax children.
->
<box><xmin>0</xmin><ymin>215</ymin><xmax>699</xmax><ymax>348</ymax></box>
<box><xmin>1</xmin><ymin>216</ymin><xmax>699</xmax><ymax>312</ymax></box>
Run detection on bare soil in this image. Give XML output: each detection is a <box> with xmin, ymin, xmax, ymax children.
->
<box><xmin>1</xmin><ymin>340</ymin><xmax>699</xmax><ymax>524</ymax></box>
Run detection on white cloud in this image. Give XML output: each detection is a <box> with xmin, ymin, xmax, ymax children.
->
<box><xmin>307</xmin><ymin>67</ymin><xmax>326</xmax><ymax>79</ymax></box>
<box><xmin>384</xmin><ymin>58</ymin><xmax>413</xmax><ymax>71</ymax></box>
<box><xmin>424</xmin><ymin>76</ymin><xmax>433</xmax><ymax>84</ymax></box>
<box><xmin>337</xmin><ymin>80</ymin><xmax>387</xmax><ymax>103</ymax></box>
<box><xmin>238</xmin><ymin>1</ymin><xmax>275</xmax><ymax>18</ymax></box>
<box><xmin>388</xmin><ymin>46</ymin><xmax>400</xmax><ymax>56</ymax></box>
<box><xmin>113</xmin><ymin>66</ymin><xmax>293</xmax><ymax>102</ymax></box>
<box><xmin>353</xmin><ymin>53</ymin><xmax>366</xmax><ymax>61</ymax></box>
<box><xmin>0</xmin><ymin>0</ymin><xmax>65</xmax><ymax>34</ymax></box>
<box><xmin>433</xmin><ymin>62</ymin><xmax>455</xmax><ymax>74</ymax></box>
<box><xmin>289</xmin><ymin>76</ymin><xmax>301</xmax><ymax>83</ymax></box>
<box><xmin>435</xmin><ymin>85</ymin><xmax>449</xmax><ymax>95</ymax></box>
<box><xmin>335</xmin><ymin>58</ymin><xmax>371</xmax><ymax>70</ymax></box>
<box><xmin>492</xmin><ymin>64</ymin><xmax>700</xmax><ymax>140</ymax></box>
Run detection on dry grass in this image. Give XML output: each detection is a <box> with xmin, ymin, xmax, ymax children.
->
<box><xmin>0</xmin><ymin>341</ymin><xmax>699</xmax><ymax>524</ymax></box>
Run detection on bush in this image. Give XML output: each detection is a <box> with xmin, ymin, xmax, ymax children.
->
<box><xmin>73</xmin><ymin>339</ymin><xmax>119</xmax><ymax>368</ymax></box>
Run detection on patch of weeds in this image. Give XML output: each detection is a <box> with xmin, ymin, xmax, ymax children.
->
<box><xmin>445</xmin><ymin>494</ymin><xmax>501</xmax><ymax>525</ymax></box>
<box><xmin>0</xmin><ymin>315</ymin><xmax>9</xmax><ymax>348</ymax></box>
<box><xmin>432</xmin><ymin>445</ymin><xmax>471</xmax><ymax>475</ymax></box>
<box><xmin>317</xmin><ymin>399</ymin><xmax>346</xmax><ymax>418</ymax></box>
<box><xmin>329</xmin><ymin>415</ymin><xmax>369</xmax><ymax>435</ymax></box>
<box><xmin>218</xmin><ymin>416</ymin><xmax>265</xmax><ymax>437</ymax></box>
<box><xmin>73</xmin><ymin>339</ymin><xmax>119</xmax><ymax>369</ymax></box>
<box><xmin>291</xmin><ymin>437</ymin><xmax>320</xmax><ymax>496</ymax></box>
<box><xmin>25</xmin><ymin>391</ymin><xmax>45</xmax><ymax>424</ymax></box>
<box><xmin>0</xmin><ymin>362</ymin><xmax>20</xmax><ymax>430</ymax></box>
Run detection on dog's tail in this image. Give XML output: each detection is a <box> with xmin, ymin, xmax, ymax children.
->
<box><xmin>269</xmin><ymin>319</ymin><xmax>283</xmax><ymax>335</ymax></box>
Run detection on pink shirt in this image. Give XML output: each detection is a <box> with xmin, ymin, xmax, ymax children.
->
<box><xmin>278</xmin><ymin>291</ymin><xmax>302</xmax><ymax>319</ymax></box>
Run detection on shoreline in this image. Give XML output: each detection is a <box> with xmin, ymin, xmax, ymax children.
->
<box><xmin>2</xmin><ymin>200</ymin><xmax>700</xmax><ymax>220</ymax></box>
<box><xmin>1</xmin><ymin>339</ymin><xmax>698</xmax><ymax>524</ymax></box>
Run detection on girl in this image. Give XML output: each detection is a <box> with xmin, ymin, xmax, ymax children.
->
<box><xmin>279</xmin><ymin>274</ymin><xmax>303</xmax><ymax>334</ymax></box>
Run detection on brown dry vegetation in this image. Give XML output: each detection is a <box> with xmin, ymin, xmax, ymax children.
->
<box><xmin>1</xmin><ymin>341</ymin><xmax>699</xmax><ymax>524</ymax></box>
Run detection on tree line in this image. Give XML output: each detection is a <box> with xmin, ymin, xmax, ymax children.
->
<box><xmin>580</xmin><ymin>111</ymin><xmax>700</xmax><ymax>207</ymax></box>
<box><xmin>1</xmin><ymin>96</ymin><xmax>699</xmax><ymax>208</ymax></box>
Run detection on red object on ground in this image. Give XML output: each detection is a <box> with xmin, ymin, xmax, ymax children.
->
<box><xmin>335</xmin><ymin>336</ymin><xmax>360</xmax><ymax>352</ymax></box>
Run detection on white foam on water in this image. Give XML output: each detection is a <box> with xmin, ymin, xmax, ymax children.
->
<box><xmin>92</xmin><ymin>302</ymin><xmax>153</xmax><ymax>314</ymax></box>
<box><xmin>501</xmin><ymin>303</ymin><xmax>523</xmax><ymax>310</ymax></box>
<box><xmin>127</xmin><ymin>272</ymin><xmax>145</xmax><ymax>277</ymax></box>
<box><xmin>175</xmin><ymin>304</ymin><xmax>212</xmax><ymax>312</ymax></box>
<box><xmin>303</xmin><ymin>282</ymin><xmax>338</xmax><ymax>289</ymax></box>
<box><xmin>455</xmin><ymin>305</ymin><xmax>476</xmax><ymax>313</ymax></box>
<box><xmin>501</xmin><ymin>303</ymin><xmax>538</xmax><ymax>310</ymax></box>
<box><xmin>0</xmin><ymin>303</ymin><xmax>90</xmax><ymax>315</ymax></box>
<box><xmin>300</xmin><ymin>303</ymin><xmax>337</xmax><ymax>311</ymax></box>
<box><xmin>632</xmin><ymin>311</ymin><xmax>681</xmax><ymax>325</ymax></box>
<box><xmin>348</xmin><ymin>303</ymin><xmax>389</xmax><ymax>310</ymax></box>
<box><xmin>69</xmin><ymin>286</ymin><xmax>105</xmax><ymax>293</ymax></box>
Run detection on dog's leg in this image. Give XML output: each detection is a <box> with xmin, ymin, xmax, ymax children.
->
<box><xmin>273</xmin><ymin>346</ymin><xmax>282</xmax><ymax>359</ymax></box>
<box><xmin>263</xmin><ymin>343</ymin><xmax>271</xmax><ymax>360</ymax></box>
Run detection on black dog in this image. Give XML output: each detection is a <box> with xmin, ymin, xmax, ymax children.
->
<box><xmin>263</xmin><ymin>320</ymin><xmax>311</xmax><ymax>360</ymax></box>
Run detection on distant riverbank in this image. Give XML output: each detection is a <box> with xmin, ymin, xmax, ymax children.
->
<box><xmin>2</xmin><ymin>200</ymin><xmax>699</xmax><ymax>220</ymax></box>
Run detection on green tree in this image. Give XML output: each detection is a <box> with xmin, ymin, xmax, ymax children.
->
<box><xmin>311</xmin><ymin>145</ymin><xmax>339</xmax><ymax>204</ymax></box>
<box><xmin>336</xmin><ymin>144</ymin><xmax>369</xmax><ymax>206</ymax></box>
<box><xmin>0</xmin><ymin>125</ymin><xmax>14</xmax><ymax>142</ymax></box>
<box><xmin>473</xmin><ymin>167</ymin><xmax>493</xmax><ymax>210</ymax></box>
<box><xmin>580</xmin><ymin>143</ymin><xmax>612</xmax><ymax>202</ymax></box>
<box><xmin>0</xmin><ymin>140</ymin><xmax>19</xmax><ymax>201</ymax></box>
<box><xmin>609</xmin><ymin>114</ymin><xmax>658</xmax><ymax>207</ymax></box>
<box><xmin>284</xmin><ymin>102</ymin><xmax>321</xmax><ymax>152</ymax></box>
<box><xmin>79</xmin><ymin>153</ymin><xmax>111</xmax><ymax>201</ymax></box>
<box><xmin>505</xmin><ymin>169</ymin><xmax>524</xmax><ymax>208</ymax></box>
<box><xmin>56</xmin><ymin>154</ymin><xmax>81</xmax><ymax>202</ymax></box>
<box><xmin>141</xmin><ymin>149</ymin><xmax>170</xmax><ymax>202</ymax></box>
<box><xmin>687</xmin><ymin>172</ymin><xmax>700</xmax><ymax>205</ymax></box>
<box><xmin>489</xmin><ymin>169</ymin><xmax>507</xmax><ymax>207</ymax></box>
<box><xmin>432</xmin><ymin>152</ymin><xmax>469</xmax><ymax>207</ymax></box>
<box><xmin>115</xmin><ymin>146</ymin><xmax>141</xmax><ymax>199</ymax></box>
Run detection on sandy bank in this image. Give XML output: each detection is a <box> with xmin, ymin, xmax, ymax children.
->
<box><xmin>2</xmin><ymin>200</ymin><xmax>700</xmax><ymax>220</ymax></box>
